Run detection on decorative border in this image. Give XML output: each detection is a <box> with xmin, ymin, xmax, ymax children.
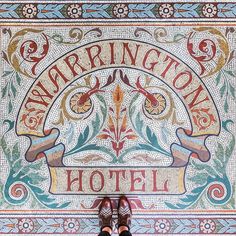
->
<box><xmin>0</xmin><ymin>215</ymin><xmax>235</xmax><ymax>234</ymax></box>
<box><xmin>0</xmin><ymin>2</ymin><xmax>236</xmax><ymax>20</ymax></box>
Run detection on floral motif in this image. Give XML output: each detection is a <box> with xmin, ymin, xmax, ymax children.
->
<box><xmin>18</xmin><ymin>218</ymin><xmax>34</xmax><ymax>233</ymax></box>
<box><xmin>113</xmin><ymin>4</ymin><xmax>129</xmax><ymax>18</ymax></box>
<box><xmin>200</xmin><ymin>219</ymin><xmax>216</xmax><ymax>233</ymax></box>
<box><xmin>144</xmin><ymin>93</ymin><xmax>166</xmax><ymax>115</ymax></box>
<box><xmin>97</xmin><ymin>85</ymin><xmax>137</xmax><ymax>157</ymax></box>
<box><xmin>158</xmin><ymin>4</ymin><xmax>174</xmax><ymax>18</ymax></box>
<box><xmin>67</xmin><ymin>4</ymin><xmax>82</xmax><ymax>18</ymax></box>
<box><xmin>63</xmin><ymin>218</ymin><xmax>80</xmax><ymax>233</ymax></box>
<box><xmin>202</xmin><ymin>4</ymin><xmax>218</xmax><ymax>17</ymax></box>
<box><xmin>22</xmin><ymin>4</ymin><xmax>38</xmax><ymax>18</ymax></box>
<box><xmin>70</xmin><ymin>92</ymin><xmax>92</xmax><ymax>114</ymax></box>
<box><xmin>155</xmin><ymin>219</ymin><xmax>171</xmax><ymax>233</ymax></box>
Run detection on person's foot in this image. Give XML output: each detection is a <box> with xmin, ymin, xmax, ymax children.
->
<box><xmin>98</xmin><ymin>197</ymin><xmax>113</xmax><ymax>233</ymax></box>
<box><xmin>117</xmin><ymin>196</ymin><xmax>132</xmax><ymax>233</ymax></box>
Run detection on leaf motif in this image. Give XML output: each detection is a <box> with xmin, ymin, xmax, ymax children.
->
<box><xmin>37</xmin><ymin>5</ymin><xmax>64</xmax><ymax>18</ymax></box>
<box><xmin>215</xmin><ymin>72</ymin><xmax>221</xmax><ymax>85</ymax></box>
<box><xmin>11</xmin><ymin>82</ymin><xmax>17</xmax><ymax>97</ymax></box>
<box><xmin>2</xmin><ymin>71</ymin><xmax>13</xmax><ymax>77</ymax></box>
<box><xmin>207</xmin><ymin>55</ymin><xmax>227</xmax><ymax>77</ymax></box>
<box><xmin>215</xmin><ymin>143</ymin><xmax>224</xmax><ymax>161</ymax></box>
<box><xmin>161</xmin><ymin>126</ymin><xmax>170</xmax><ymax>144</ymax></box>
<box><xmin>2</xmin><ymin>51</ymin><xmax>9</xmax><ymax>64</ymax></box>
<box><xmin>191</xmin><ymin>160</ymin><xmax>218</xmax><ymax>177</ymax></box>
<box><xmin>108</xmin><ymin>115</ymin><xmax>115</xmax><ymax>133</ymax></box>
<box><xmin>28</xmin><ymin>183</ymin><xmax>70</xmax><ymax>209</ymax></box>
<box><xmin>120</xmin><ymin>114</ymin><xmax>127</xmax><ymax>132</ymax></box>
<box><xmin>12</xmin><ymin>55</ymin><xmax>31</xmax><ymax>77</ymax></box>
<box><xmin>165</xmin><ymin>202</ymin><xmax>179</xmax><ymax>209</ymax></box>
<box><xmin>82</xmin><ymin>4</ymin><xmax>110</xmax><ymax>18</ymax></box>
<box><xmin>8</xmin><ymin>100</ymin><xmax>13</xmax><ymax>113</ymax></box>
<box><xmin>1</xmin><ymin>84</ymin><xmax>8</xmax><ymax>98</ymax></box>
<box><xmin>12</xmin><ymin>28</ymin><xmax>43</xmax><ymax>39</ymax></box>
<box><xmin>173</xmin><ymin>34</ymin><xmax>186</xmax><ymax>41</ymax></box>
<box><xmin>179</xmin><ymin>194</ymin><xmax>198</xmax><ymax>203</ymax></box>
<box><xmin>7</xmin><ymin>38</ymin><xmax>20</xmax><ymax>60</ymax></box>
<box><xmin>220</xmin><ymin>81</ymin><xmax>226</xmax><ymax>97</ymax></box>
<box><xmin>78</xmin><ymin>144</ymin><xmax>101</xmax><ymax>152</ymax></box>
<box><xmin>12</xmin><ymin>142</ymin><xmax>20</xmax><ymax>161</ymax></box>
<box><xmin>146</xmin><ymin>126</ymin><xmax>160</xmax><ymax>148</ymax></box>
<box><xmin>137</xmin><ymin>143</ymin><xmax>157</xmax><ymax>151</ymax></box>
<box><xmin>224</xmin><ymin>99</ymin><xmax>229</xmax><ymax>112</ymax></box>
<box><xmin>68</xmin><ymin>126</ymin><xmax>75</xmax><ymax>144</ymax></box>
<box><xmin>188</xmin><ymin>173</ymin><xmax>208</xmax><ymax>184</ymax></box>
<box><xmin>83</xmin><ymin>126</ymin><xmax>89</xmax><ymax>142</ymax></box>
<box><xmin>119</xmin><ymin>70</ymin><xmax>133</xmax><ymax>88</ymax></box>
<box><xmin>134</xmin><ymin>154</ymin><xmax>151</xmax><ymax>163</ymax></box>
<box><xmin>3</xmin><ymin>119</ymin><xmax>15</xmax><ymax>133</ymax></box>
<box><xmin>227</xmin><ymin>50</ymin><xmax>235</xmax><ymax>64</ymax></box>
<box><xmin>12</xmin><ymin>159</ymin><xmax>22</xmax><ymax>172</ymax></box>
<box><xmin>30</xmin><ymin>161</ymin><xmax>44</xmax><ymax>170</ymax></box>
<box><xmin>84</xmin><ymin>75</ymin><xmax>92</xmax><ymax>87</ymax></box>
<box><xmin>222</xmin><ymin>119</ymin><xmax>233</xmax><ymax>133</ymax></box>
<box><xmin>125</xmin><ymin>134</ymin><xmax>137</xmax><ymax>140</ymax></box>
<box><xmin>28</xmin><ymin>173</ymin><xmax>47</xmax><ymax>184</ymax></box>
<box><xmin>145</xmin><ymin>76</ymin><xmax>152</xmax><ymax>86</ymax></box>
<box><xmin>97</xmin><ymin>134</ymin><xmax>110</xmax><ymax>139</ymax></box>
<box><xmin>213</xmin><ymin>158</ymin><xmax>223</xmax><ymax>173</ymax></box>
<box><xmin>224</xmin><ymin>70</ymin><xmax>235</xmax><ymax>77</ymax></box>
<box><xmin>74</xmin><ymin>126</ymin><xmax>89</xmax><ymax>148</ymax></box>
<box><xmin>113</xmin><ymin>85</ymin><xmax>124</xmax><ymax>105</ymax></box>
<box><xmin>225</xmin><ymin>137</ymin><xmax>235</xmax><ymax>163</ymax></box>
<box><xmin>229</xmin><ymin>82</ymin><xmax>235</xmax><ymax>98</ymax></box>
<box><xmin>146</xmin><ymin>126</ymin><xmax>152</xmax><ymax>142</ymax></box>
<box><xmin>91</xmin><ymin>113</ymin><xmax>100</xmax><ymax>134</ymax></box>
<box><xmin>102</xmin><ymin>74</ymin><xmax>115</xmax><ymax>88</ymax></box>
<box><xmin>15</xmin><ymin>73</ymin><xmax>21</xmax><ymax>85</ymax></box>
<box><xmin>74</xmin><ymin>154</ymin><xmax>104</xmax><ymax>164</ymax></box>
<box><xmin>135</xmin><ymin>113</ymin><xmax>144</xmax><ymax>134</ymax></box>
<box><xmin>0</xmin><ymin>137</ymin><xmax>8</xmax><ymax>154</ymax></box>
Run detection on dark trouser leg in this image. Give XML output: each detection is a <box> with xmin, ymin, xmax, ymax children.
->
<box><xmin>119</xmin><ymin>230</ymin><xmax>132</xmax><ymax>236</ymax></box>
<box><xmin>98</xmin><ymin>231</ymin><xmax>111</xmax><ymax>236</ymax></box>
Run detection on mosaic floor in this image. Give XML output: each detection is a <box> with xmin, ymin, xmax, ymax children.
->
<box><xmin>0</xmin><ymin>1</ymin><xmax>236</xmax><ymax>235</ymax></box>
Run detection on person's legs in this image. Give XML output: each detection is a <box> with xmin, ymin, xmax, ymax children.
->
<box><xmin>119</xmin><ymin>230</ymin><xmax>132</xmax><ymax>236</ymax></box>
<box><xmin>98</xmin><ymin>231</ymin><xmax>111</xmax><ymax>236</ymax></box>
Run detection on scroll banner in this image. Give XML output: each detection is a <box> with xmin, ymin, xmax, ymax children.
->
<box><xmin>49</xmin><ymin>167</ymin><xmax>185</xmax><ymax>195</ymax></box>
<box><xmin>16</xmin><ymin>39</ymin><xmax>220</xmax><ymax>195</ymax></box>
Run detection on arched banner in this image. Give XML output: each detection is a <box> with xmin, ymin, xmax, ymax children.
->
<box><xmin>16</xmin><ymin>39</ymin><xmax>220</xmax><ymax>194</ymax></box>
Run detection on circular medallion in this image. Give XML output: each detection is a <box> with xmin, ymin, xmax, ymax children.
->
<box><xmin>144</xmin><ymin>93</ymin><xmax>166</xmax><ymax>115</ymax></box>
<box><xmin>69</xmin><ymin>92</ymin><xmax>92</xmax><ymax>114</ymax></box>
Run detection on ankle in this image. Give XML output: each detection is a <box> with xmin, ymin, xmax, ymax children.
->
<box><xmin>102</xmin><ymin>226</ymin><xmax>112</xmax><ymax>235</ymax></box>
<box><xmin>118</xmin><ymin>225</ymin><xmax>129</xmax><ymax>234</ymax></box>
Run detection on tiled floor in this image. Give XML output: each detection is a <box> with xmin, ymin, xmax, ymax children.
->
<box><xmin>0</xmin><ymin>1</ymin><xmax>236</xmax><ymax>235</ymax></box>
